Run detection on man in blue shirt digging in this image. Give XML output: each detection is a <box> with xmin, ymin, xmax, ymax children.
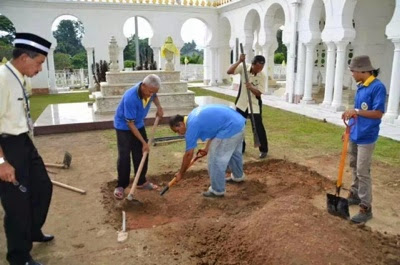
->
<box><xmin>342</xmin><ymin>55</ymin><xmax>387</xmax><ymax>223</ymax></box>
<box><xmin>169</xmin><ymin>104</ymin><xmax>246</xmax><ymax>197</ymax></box>
<box><xmin>113</xmin><ymin>74</ymin><xmax>164</xmax><ymax>199</ymax></box>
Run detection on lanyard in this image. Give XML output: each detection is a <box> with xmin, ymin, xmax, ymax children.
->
<box><xmin>4</xmin><ymin>64</ymin><xmax>33</xmax><ymax>135</ymax></box>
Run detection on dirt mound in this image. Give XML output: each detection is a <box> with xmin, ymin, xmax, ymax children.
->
<box><xmin>101</xmin><ymin>159</ymin><xmax>400</xmax><ymax>265</ymax></box>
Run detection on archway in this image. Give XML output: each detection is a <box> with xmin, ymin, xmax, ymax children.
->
<box><xmin>51</xmin><ymin>15</ymin><xmax>87</xmax><ymax>90</ymax></box>
<box><xmin>123</xmin><ymin>16</ymin><xmax>154</xmax><ymax>70</ymax></box>
<box><xmin>180</xmin><ymin>18</ymin><xmax>209</xmax><ymax>81</ymax></box>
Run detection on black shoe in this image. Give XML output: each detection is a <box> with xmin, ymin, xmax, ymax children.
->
<box><xmin>32</xmin><ymin>234</ymin><xmax>54</xmax><ymax>243</ymax></box>
<box><xmin>259</xmin><ymin>152</ymin><xmax>267</xmax><ymax>159</ymax></box>
<box><xmin>26</xmin><ymin>259</ymin><xmax>43</xmax><ymax>265</ymax></box>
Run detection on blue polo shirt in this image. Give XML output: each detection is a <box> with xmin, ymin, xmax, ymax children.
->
<box><xmin>114</xmin><ymin>82</ymin><xmax>155</xmax><ymax>130</ymax></box>
<box><xmin>350</xmin><ymin>77</ymin><xmax>386</xmax><ymax>144</ymax></box>
<box><xmin>185</xmin><ymin>104</ymin><xmax>246</xmax><ymax>151</ymax></box>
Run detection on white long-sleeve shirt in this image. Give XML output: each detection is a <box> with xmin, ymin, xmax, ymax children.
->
<box><xmin>0</xmin><ymin>62</ymin><xmax>29</xmax><ymax>135</ymax></box>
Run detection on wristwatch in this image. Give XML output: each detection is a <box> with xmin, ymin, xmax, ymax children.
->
<box><xmin>355</xmin><ymin>108</ymin><xmax>360</xmax><ymax>115</ymax></box>
<box><xmin>0</xmin><ymin>157</ymin><xmax>5</xmax><ymax>165</ymax></box>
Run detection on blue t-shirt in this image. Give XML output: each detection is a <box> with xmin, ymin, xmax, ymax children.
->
<box><xmin>114</xmin><ymin>82</ymin><xmax>155</xmax><ymax>130</ymax></box>
<box><xmin>350</xmin><ymin>78</ymin><xmax>386</xmax><ymax>144</ymax></box>
<box><xmin>185</xmin><ymin>104</ymin><xmax>246</xmax><ymax>151</ymax></box>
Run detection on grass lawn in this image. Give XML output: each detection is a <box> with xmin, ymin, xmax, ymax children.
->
<box><xmin>30</xmin><ymin>88</ymin><xmax>400</xmax><ymax>167</ymax></box>
<box><xmin>30</xmin><ymin>92</ymin><xmax>91</xmax><ymax>121</ymax></box>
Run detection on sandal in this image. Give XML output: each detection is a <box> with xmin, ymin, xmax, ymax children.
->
<box><xmin>113</xmin><ymin>187</ymin><xmax>124</xmax><ymax>200</ymax></box>
<box><xmin>137</xmin><ymin>182</ymin><xmax>159</xmax><ymax>191</ymax></box>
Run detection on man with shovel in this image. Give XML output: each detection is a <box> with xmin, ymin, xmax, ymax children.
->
<box><xmin>227</xmin><ymin>54</ymin><xmax>268</xmax><ymax>159</ymax></box>
<box><xmin>113</xmin><ymin>74</ymin><xmax>163</xmax><ymax>200</ymax></box>
<box><xmin>0</xmin><ymin>33</ymin><xmax>54</xmax><ymax>265</ymax></box>
<box><xmin>342</xmin><ymin>55</ymin><xmax>386</xmax><ymax>223</ymax></box>
<box><xmin>169</xmin><ymin>104</ymin><xmax>246</xmax><ymax>198</ymax></box>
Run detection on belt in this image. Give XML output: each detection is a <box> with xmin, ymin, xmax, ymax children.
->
<box><xmin>0</xmin><ymin>132</ymin><xmax>27</xmax><ymax>138</ymax></box>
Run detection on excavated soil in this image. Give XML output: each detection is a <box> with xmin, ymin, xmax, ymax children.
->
<box><xmin>101</xmin><ymin>159</ymin><xmax>400</xmax><ymax>265</ymax></box>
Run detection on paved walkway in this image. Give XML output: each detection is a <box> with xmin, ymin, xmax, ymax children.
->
<box><xmin>199</xmin><ymin>85</ymin><xmax>400</xmax><ymax>142</ymax></box>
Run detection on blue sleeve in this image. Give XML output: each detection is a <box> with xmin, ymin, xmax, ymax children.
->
<box><xmin>123</xmin><ymin>94</ymin><xmax>137</xmax><ymax>121</ymax></box>
<box><xmin>372</xmin><ymin>84</ymin><xmax>387</xmax><ymax>113</ymax></box>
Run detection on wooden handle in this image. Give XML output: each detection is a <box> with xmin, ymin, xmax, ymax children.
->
<box><xmin>127</xmin><ymin>116</ymin><xmax>160</xmax><ymax>198</ymax></box>
<box><xmin>336</xmin><ymin>129</ymin><xmax>350</xmax><ymax>188</ymax></box>
<box><xmin>52</xmin><ymin>180</ymin><xmax>86</xmax><ymax>195</ymax></box>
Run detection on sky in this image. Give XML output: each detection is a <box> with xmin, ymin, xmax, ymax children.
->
<box><xmin>51</xmin><ymin>15</ymin><xmax>208</xmax><ymax>48</ymax></box>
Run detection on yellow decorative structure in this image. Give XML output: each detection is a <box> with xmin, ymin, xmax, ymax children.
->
<box><xmin>161</xmin><ymin>36</ymin><xmax>179</xmax><ymax>57</ymax></box>
<box><xmin>161</xmin><ymin>36</ymin><xmax>179</xmax><ymax>71</ymax></box>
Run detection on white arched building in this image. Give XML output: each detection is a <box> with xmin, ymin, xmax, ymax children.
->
<box><xmin>1</xmin><ymin>0</ymin><xmax>400</xmax><ymax>124</ymax></box>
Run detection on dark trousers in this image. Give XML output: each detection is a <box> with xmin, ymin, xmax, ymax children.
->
<box><xmin>116</xmin><ymin>128</ymin><xmax>148</xmax><ymax>188</ymax></box>
<box><xmin>236</xmin><ymin>106</ymin><xmax>268</xmax><ymax>154</ymax></box>
<box><xmin>0</xmin><ymin>133</ymin><xmax>53</xmax><ymax>265</ymax></box>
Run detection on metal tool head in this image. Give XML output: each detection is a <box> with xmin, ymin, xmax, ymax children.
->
<box><xmin>160</xmin><ymin>186</ymin><xmax>169</xmax><ymax>196</ymax></box>
<box><xmin>125</xmin><ymin>194</ymin><xmax>142</xmax><ymax>204</ymax></box>
<box><xmin>326</xmin><ymin>193</ymin><xmax>350</xmax><ymax>220</ymax></box>
<box><xmin>63</xmin><ymin>151</ymin><xmax>72</xmax><ymax>168</ymax></box>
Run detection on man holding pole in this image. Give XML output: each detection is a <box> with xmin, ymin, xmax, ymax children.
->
<box><xmin>227</xmin><ymin>54</ymin><xmax>269</xmax><ymax>159</ymax></box>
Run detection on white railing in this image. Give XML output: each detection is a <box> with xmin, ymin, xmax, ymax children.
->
<box><xmin>273</xmin><ymin>64</ymin><xmax>286</xmax><ymax>80</ymax></box>
<box><xmin>55</xmin><ymin>69</ymin><xmax>88</xmax><ymax>89</ymax></box>
<box><xmin>180</xmin><ymin>64</ymin><xmax>204</xmax><ymax>81</ymax></box>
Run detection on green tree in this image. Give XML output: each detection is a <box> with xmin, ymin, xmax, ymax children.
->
<box><xmin>71</xmin><ymin>51</ymin><xmax>87</xmax><ymax>69</ymax></box>
<box><xmin>180</xmin><ymin>41</ymin><xmax>203</xmax><ymax>64</ymax></box>
<box><xmin>123</xmin><ymin>35</ymin><xmax>154</xmax><ymax>69</ymax></box>
<box><xmin>275</xmin><ymin>29</ymin><xmax>287</xmax><ymax>62</ymax></box>
<box><xmin>0</xmin><ymin>15</ymin><xmax>16</xmax><ymax>45</ymax></box>
<box><xmin>53</xmin><ymin>20</ymin><xmax>85</xmax><ymax>56</ymax></box>
<box><xmin>54</xmin><ymin>52</ymin><xmax>72</xmax><ymax>70</ymax></box>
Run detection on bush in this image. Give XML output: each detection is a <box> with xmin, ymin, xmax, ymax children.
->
<box><xmin>54</xmin><ymin>52</ymin><xmax>72</xmax><ymax>70</ymax></box>
<box><xmin>124</xmin><ymin>60</ymin><xmax>136</xmax><ymax>68</ymax></box>
<box><xmin>274</xmin><ymin>53</ymin><xmax>285</xmax><ymax>64</ymax></box>
<box><xmin>71</xmin><ymin>52</ymin><xmax>88</xmax><ymax>69</ymax></box>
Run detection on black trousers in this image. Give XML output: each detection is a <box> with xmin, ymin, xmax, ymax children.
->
<box><xmin>0</xmin><ymin>133</ymin><xmax>53</xmax><ymax>265</ymax></box>
<box><xmin>236</xmin><ymin>105</ymin><xmax>268</xmax><ymax>154</ymax></box>
<box><xmin>116</xmin><ymin>128</ymin><xmax>148</xmax><ymax>188</ymax></box>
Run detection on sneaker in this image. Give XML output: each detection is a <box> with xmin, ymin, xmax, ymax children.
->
<box><xmin>259</xmin><ymin>152</ymin><xmax>267</xmax><ymax>159</ymax></box>
<box><xmin>347</xmin><ymin>191</ymin><xmax>361</xmax><ymax>206</ymax></box>
<box><xmin>225</xmin><ymin>173</ymin><xmax>245</xmax><ymax>184</ymax></box>
<box><xmin>351</xmin><ymin>205</ymin><xmax>373</xmax><ymax>223</ymax></box>
<box><xmin>202</xmin><ymin>191</ymin><xmax>224</xmax><ymax>198</ymax></box>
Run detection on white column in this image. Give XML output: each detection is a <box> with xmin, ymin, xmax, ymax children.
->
<box><xmin>301</xmin><ymin>42</ymin><xmax>316</xmax><ymax>104</ymax></box>
<box><xmin>152</xmin><ymin>47</ymin><xmax>161</xmax><ymax>70</ymax></box>
<box><xmin>86</xmin><ymin>47</ymin><xmax>95</xmax><ymax>91</ymax></box>
<box><xmin>321</xmin><ymin>42</ymin><xmax>336</xmax><ymax>107</ymax></box>
<box><xmin>47</xmin><ymin>48</ymin><xmax>57</xmax><ymax>93</ymax></box>
<box><xmin>203</xmin><ymin>47</ymin><xmax>210</xmax><ymax>84</ymax></box>
<box><xmin>294</xmin><ymin>42</ymin><xmax>306</xmax><ymax>102</ymax></box>
<box><xmin>331</xmin><ymin>41</ymin><xmax>348</xmax><ymax>111</ymax></box>
<box><xmin>134</xmin><ymin>16</ymin><xmax>140</xmax><ymax>67</ymax></box>
<box><xmin>262</xmin><ymin>44</ymin><xmax>271</xmax><ymax>94</ymax></box>
<box><xmin>118</xmin><ymin>46</ymin><xmax>124</xmax><ymax>70</ymax></box>
<box><xmin>217</xmin><ymin>47</ymin><xmax>223</xmax><ymax>84</ymax></box>
<box><xmin>174</xmin><ymin>47</ymin><xmax>181</xmax><ymax>72</ymax></box>
<box><xmin>286</xmin><ymin>0</ymin><xmax>300</xmax><ymax>103</ymax></box>
<box><xmin>383</xmin><ymin>40</ymin><xmax>400</xmax><ymax>123</ymax></box>
<box><xmin>244</xmin><ymin>43</ymin><xmax>253</xmax><ymax>63</ymax></box>
<box><xmin>209</xmin><ymin>48</ymin><xmax>217</xmax><ymax>86</ymax></box>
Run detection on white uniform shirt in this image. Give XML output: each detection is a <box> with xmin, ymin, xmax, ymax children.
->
<box><xmin>234</xmin><ymin>64</ymin><xmax>266</xmax><ymax>114</ymax></box>
<box><xmin>0</xmin><ymin>62</ymin><xmax>29</xmax><ymax>135</ymax></box>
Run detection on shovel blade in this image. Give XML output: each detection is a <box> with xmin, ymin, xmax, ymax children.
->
<box><xmin>326</xmin><ymin>193</ymin><xmax>350</xmax><ymax>220</ymax></box>
<box><xmin>160</xmin><ymin>186</ymin><xmax>169</xmax><ymax>196</ymax></box>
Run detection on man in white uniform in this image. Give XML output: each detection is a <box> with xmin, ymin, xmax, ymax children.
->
<box><xmin>0</xmin><ymin>33</ymin><xmax>54</xmax><ymax>265</ymax></box>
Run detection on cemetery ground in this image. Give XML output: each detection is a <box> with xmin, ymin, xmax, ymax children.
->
<box><xmin>1</xmin><ymin>89</ymin><xmax>400</xmax><ymax>264</ymax></box>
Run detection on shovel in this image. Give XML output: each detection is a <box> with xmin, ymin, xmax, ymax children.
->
<box><xmin>117</xmin><ymin>211</ymin><xmax>128</xmax><ymax>242</ymax></box>
<box><xmin>160</xmin><ymin>149</ymin><xmax>207</xmax><ymax>196</ymax></box>
<box><xmin>326</xmin><ymin>117</ymin><xmax>356</xmax><ymax>220</ymax></box>
<box><xmin>126</xmin><ymin>116</ymin><xmax>160</xmax><ymax>203</ymax></box>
